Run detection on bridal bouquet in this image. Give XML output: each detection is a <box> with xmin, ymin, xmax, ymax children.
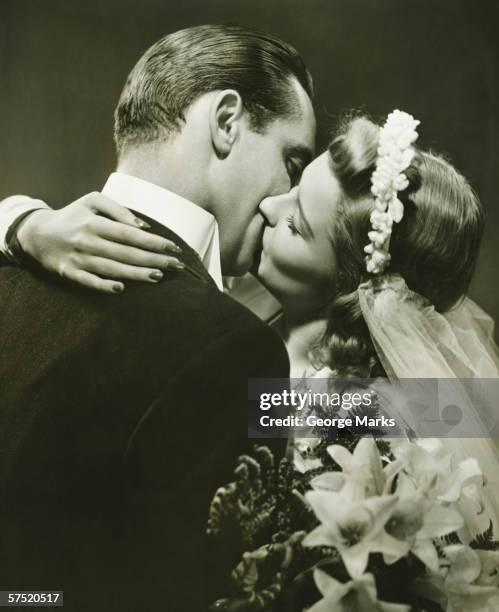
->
<box><xmin>207</xmin><ymin>432</ymin><xmax>499</xmax><ymax>611</ymax></box>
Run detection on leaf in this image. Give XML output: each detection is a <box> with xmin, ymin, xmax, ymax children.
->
<box><xmin>470</xmin><ymin>521</ymin><xmax>499</xmax><ymax>551</ymax></box>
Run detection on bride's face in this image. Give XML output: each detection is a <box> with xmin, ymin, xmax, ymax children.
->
<box><xmin>258</xmin><ymin>152</ymin><xmax>340</xmax><ymax>312</ymax></box>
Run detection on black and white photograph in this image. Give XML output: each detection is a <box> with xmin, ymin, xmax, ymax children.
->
<box><xmin>0</xmin><ymin>1</ymin><xmax>498</xmax><ymax>610</ymax></box>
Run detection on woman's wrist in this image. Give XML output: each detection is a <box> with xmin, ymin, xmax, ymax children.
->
<box><xmin>4</xmin><ymin>208</ymin><xmax>54</xmax><ymax>269</ymax></box>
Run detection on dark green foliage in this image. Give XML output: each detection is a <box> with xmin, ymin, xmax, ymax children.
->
<box><xmin>470</xmin><ymin>520</ymin><xmax>499</xmax><ymax>551</ymax></box>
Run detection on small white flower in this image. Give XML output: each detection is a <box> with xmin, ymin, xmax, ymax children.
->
<box><xmin>365</xmin><ymin>110</ymin><xmax>420</xmax><ymax>275</ymax></box>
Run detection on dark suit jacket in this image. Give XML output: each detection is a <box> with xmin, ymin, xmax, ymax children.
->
<box><xmin>0</xmin><ymin>213</ymin><xmax>289</xmax><ymax>611</ymax></box>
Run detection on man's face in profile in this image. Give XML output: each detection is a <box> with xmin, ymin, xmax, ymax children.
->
<box><xmin>213</xmin><ymin>81</ymin><xmax>316</xmax><ymax>277</ymax></box>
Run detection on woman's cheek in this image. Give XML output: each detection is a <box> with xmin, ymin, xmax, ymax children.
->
<box><xmin>267</xmin><ymin>226</ymin><xmax>290</xmax><ymax>264</ymax></box>
<box><xmin>273</xmin><ymin>239</ymin><xmax>314</xmax><ymax>284</ymax></box>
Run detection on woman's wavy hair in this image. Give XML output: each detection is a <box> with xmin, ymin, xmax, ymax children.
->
<box><xmin>314</xmin><ymin>114</ymin><xmax>485</xmax><ymax>377</ymax></box>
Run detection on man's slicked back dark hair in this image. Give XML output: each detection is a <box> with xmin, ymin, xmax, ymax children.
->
<box><xmin>114</xmin><ymin>23</ymin><xmax>314</xmax><ymax>155</ymax></box>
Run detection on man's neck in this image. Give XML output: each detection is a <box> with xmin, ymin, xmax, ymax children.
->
<box><xmin>116</xmin><ymin>142</ymin><xmax>210</xmax><ymax>211</ymax></box>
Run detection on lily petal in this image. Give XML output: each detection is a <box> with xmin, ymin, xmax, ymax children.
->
<box><xmin>365</xmin><ymin>495</ymin><xmax>399</xmax><ymax>535</ymax></box>
<box><xmin>327</xmin><ymin>445</ymin><xmax>354</xmax><ymax>472</ymax></box>
<box><xmin>313</xmin><ymin>568</ymin><xmax>344</xmax><ymax>597</ymax></box>
<box><xmin>412</xmin><ymin>539</ymin><xmax>440</xmax><ymax>572</ymax></box>
<box><xmin>444</xmin><ymin>544</ymin><xmax>482</xmax><ymax>585</ymax></box>
<box><xmin>311</xmin><ymin>471</ymin><xmax>345</xmax><ymax>492</ymax></box>
<box><xmin>340</xmin><ymin>541</ymin><xmax>371</xmax><ymax>578</ymax></box>
<box><xmin>419</xmin><ymin>504</ymin><xmax>464</xmax><ymax>539</ymax></box>
<box><xmin>303</xmin><ymin>524</ymin><xmax>339</xmax><ymax>549</ymax></box>
<box><xmin>305</xmin><ymin>490</ymin><xmax>346</xmax><ymax>523</ymax></box>
<box><xmin>374</xmin><ymin>531</ymin><xmax>410</xmax><ymax>564</ymax></box>
<box><xmin>438</xmin><ymin>458</ymin><xmax>483</xmax><ymax>503</ymax></box>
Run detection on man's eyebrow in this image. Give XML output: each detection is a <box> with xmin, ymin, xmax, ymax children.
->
<box><xmin>296</xmin><ymin>189</ymin><xmax>315</xmax><ymax>239</ymax></box>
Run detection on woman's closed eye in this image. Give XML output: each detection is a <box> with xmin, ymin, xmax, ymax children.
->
<box><xmin>286</xmin><ymin>213</ymin><xmax>301</xmax><ymax>236</ymax></box>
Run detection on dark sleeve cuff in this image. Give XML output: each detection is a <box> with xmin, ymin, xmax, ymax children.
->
<box><xmin>3</xmin><ymin>208</ymin><xmax>45</xmax><ymax>268</ymax></box>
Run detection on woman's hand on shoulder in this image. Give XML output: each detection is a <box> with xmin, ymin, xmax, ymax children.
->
<box><xmin>17</xmin><ymin>192</ymin><xmax>184</xmax><ymax>294</ymax></box>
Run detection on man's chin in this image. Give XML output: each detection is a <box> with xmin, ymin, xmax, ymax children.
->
<box><xmin>222</xmin><ymin>246</ymin><xmax>263</xmax><ymax>278</ymax></box>
<box><xmin>250</xmin><ymin>249</ymin><xmax>262</xmax><ymax>276</ymax></box>
<box><xmin>222</xmin><ymin>258</ymin><xmax>252</xmax><ymax>278</ymax></box>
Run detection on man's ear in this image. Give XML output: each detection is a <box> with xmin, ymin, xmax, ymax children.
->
<box><xmin>209</xmin><ymin>90</ymin><xmax>244</xmax><ymax>159</ymax></box>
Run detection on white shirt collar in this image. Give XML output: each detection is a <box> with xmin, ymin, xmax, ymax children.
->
<box><xmin>102</xmin><ymin>172</ymin><xmax>223</xmax><ymax>290</ymax></box>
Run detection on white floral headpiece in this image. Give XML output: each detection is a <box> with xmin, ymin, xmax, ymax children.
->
<box><xmin>364</xmin><ymin>110</ymin><xmax>420</xmax><ymax>274</ymax></box>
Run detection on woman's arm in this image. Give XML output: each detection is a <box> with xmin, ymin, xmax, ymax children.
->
<box><xmin>0</xmin><ymin>195</ymin><xmax>49</xmax><ymax>259</ymax></box>
<box><xmin>0</xmin><ymin>192</ymin><xmax>184</xmax><ymax>294</ymax></box>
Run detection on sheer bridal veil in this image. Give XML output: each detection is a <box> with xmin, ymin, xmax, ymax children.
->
<box><xmin>358</xmin><ymin>274</ymin><xmax>499</xmax><ymax>538</ymax></box>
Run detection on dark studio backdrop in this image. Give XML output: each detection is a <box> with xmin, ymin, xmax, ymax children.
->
<box><xmin>0</xmin><ymin>0</ymin><xmax>498</xmax><ymax>321</ymax></box>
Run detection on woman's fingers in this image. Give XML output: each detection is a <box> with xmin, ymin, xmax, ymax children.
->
<box><xmin>76</xmin><ymin>192</ymin><xmax>183</xmax><ymax>253</ymax></box>
<box><xmin>79</xmin><ymin>192</ymin><xmax>149</xmax><ymax>229</ymax></box>
<box><xmin>15</xmin><ymin>190</ymin><xmax>186</xmax><ymax>293</ymax></box>
<box><xmin>92</xmin><ymin>216</ymin><xmax>181</xmax><ymax>254</ymax></box>
<box><xmin>60</xmin><ymin>268</ymin><xmax>125</xmax><ymax>295</ymax></box>
<box><xmin>78</xmin><ymin>237</ymin><xmax>185</xmax><ymax>270</ymax></box>
<box><xmin>81</xmin><ymin>256</ymin><xmax>184</xmax><ymax>283</ymax></box>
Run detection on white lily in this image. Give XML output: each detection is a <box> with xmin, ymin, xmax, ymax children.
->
<box><xmin>393</xmin><ymin>439</ymin><xmax>484</xmax><ymax>512</ymax></box>
<box><xmin>392</xmin><ymin>439</ymin><xmax>450</xmax><ymax>496</ymax></box>
<box><xmin>443</xmin><ymin>544</ymin><xmax>499</xmax><ymax>611</ymax></box>
<box><xmin>437</xmin><ymin>457</ymin><xmax>484</xmax><ymax>516</ymax></box>
<box><xmin>308</xmin><ymin>569</ymin><xmax>410</xmax><ymax>612</ymax></box>
<box><xmin>385</xmin><ymin>470</ymin><xmax>464</xmax><ymax>572</ymax></box>
<box><xmin>303</xmin><ymin>490</ymin><xmax>408</xmax><ymax>578</ymax></box>
<box><xmin>310</xmin><ymin>438</ymin><xmax>404</xmax><ymax>501</ymax></box>
<box><xmin>325</xmin><ymin>437</ymin><xmax>385</xmax><ymax>499</ymax></box>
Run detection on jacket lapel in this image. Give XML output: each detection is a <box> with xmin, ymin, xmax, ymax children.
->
<box><xmin>130</xmin><ymin>210</ymin><xmax>217</xmax><ymax>288</ymax></box>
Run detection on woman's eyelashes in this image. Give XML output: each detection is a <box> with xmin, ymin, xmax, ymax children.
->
<box><xmin>286</xmin><ymin>213</ymin><xmax>301</xmax><ymax>236</ymax></box>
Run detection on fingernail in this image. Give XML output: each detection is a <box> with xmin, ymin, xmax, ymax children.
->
<box><xmin>112</xmin><ymin>283</ymin><xmax>124</xmax><ymax>293</ymax></box>
<box><xmin>135</xmin><ymin>217</ymin><xmax>151</xmax><ymax>229</ymax></box>
<box><xmin>165</xmin><ymin>242</ymin><xmax>182</xmax><ymax>254</ymax></box>
<box><xmin>149</xmin><ymin>270</ymin><xmax>163</xmax><ymax>281</ymax></box>
<box><xmin>170</xmin><ymin>261</ymin><xmax>185</xmax><ymax>271</ymax></box>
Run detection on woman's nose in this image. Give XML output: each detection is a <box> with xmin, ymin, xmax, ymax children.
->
<box><xmin>259</xmin><ymin>188</ymin><xmax>296</xmax><ymax>226</ymax></box>
<box><xmin>259</xmin><ymin>196</ymin><xmax>279</xmax><ymax>226</ymax></box>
